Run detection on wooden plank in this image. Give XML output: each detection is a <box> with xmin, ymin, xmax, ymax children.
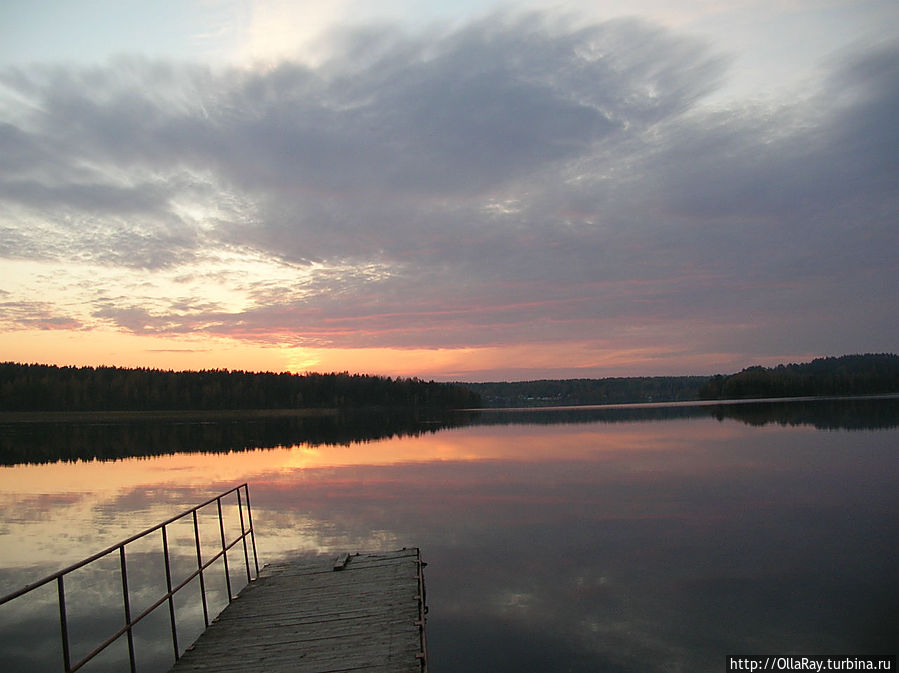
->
<box><xmin>169</xmin><ymin>548</ymin><xmax>426</xmax><ymax>673</ymax></box>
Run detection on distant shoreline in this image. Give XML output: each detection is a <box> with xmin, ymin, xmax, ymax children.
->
<box><xmin>2</xmin><ymin>355</ymin><xmax>896</xmax><ymax>416</ymax></box>
<box><xmin>464</xmin><ymin>392</ymin><xmax>899</xmax><ymax>413</ymax></box>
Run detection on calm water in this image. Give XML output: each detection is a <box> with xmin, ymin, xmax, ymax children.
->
<box><xmin>0</xmin><ymin>399</ymin><xmax>896</xmax><ymax>672</ymax></box>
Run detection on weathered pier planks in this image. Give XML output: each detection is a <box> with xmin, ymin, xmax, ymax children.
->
<box><xmin>170</xmin><ymin>548</ymin><xmax>427</xmax><ymax>673</ymax></box>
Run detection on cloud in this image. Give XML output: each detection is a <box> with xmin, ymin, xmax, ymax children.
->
<box><xmin>2</xmin><ymin>13</ymin><xmax>725</xmax><ymax>255</ymax></box>
<box><xmin>0</xmin><ymin>301</ymin><xmax>83</xmax><ymax>331</ymax></box>
<box><xmin>0</xmin><ymin>12</ymin><xmax>896</xmax><ymax>366</ymax></box>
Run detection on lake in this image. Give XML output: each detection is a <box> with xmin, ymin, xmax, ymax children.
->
<box><xmin>0</xmin><ymin>398</ymin><xmax>896</xmax><ymax>672</ymax></box>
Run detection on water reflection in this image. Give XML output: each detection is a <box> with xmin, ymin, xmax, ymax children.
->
<box><xmin>0</xmin><ymin>399</ymin><xmax>896</xmax><ymax>672</ymax></box>
<box><xmin>0</xmin><ymin>408</ymin><xmax>468</xmax><ymax>466</ymax></box>
<box><xmin>0</xmin><ymin>486</ymin><xmax>255</xmax><ymax>673</ymax></box>
<box><xmin>707</xmin><ymin>396</ymin><xmax>899</xmax><ymax>429</ymax></box>
<box><xmin>468</xmin><ymin>395</ymin><xmax>899</xmax><ymax>429</ymax></box>
<box><xmin>0</xmin><ymin>552</ymin><xmax>241</xmax><ymax>673</ymax></box>
<box><xmin>2</xmin><ymin>397</ymin><xmax>896</xmax><ymax>467</ymax></box>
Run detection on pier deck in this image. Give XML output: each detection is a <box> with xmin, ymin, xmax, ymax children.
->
<box><xmin>170</xmin><ymin>548</ymin><xmax>427</xmax><ymax>673</ymax></box>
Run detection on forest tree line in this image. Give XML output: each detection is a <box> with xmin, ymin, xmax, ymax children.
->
<box><xmin>465</xmin><ymin>376</ymin><xmax>710</xmax><ymax>407</ymax></box>
<box><xmin>697</xmin><ymin>353</ymin><xmax>899</xmax><ymax>400</ymax></box>
<box><xmin>0</xmin><ymin>363</ymin><xmax>481</xmax><ymax>411</ymax></box>
<box><xmin>466</xmin><ymin>353</ymin><xmax>899</xmax><ymax>407</ymax></box>
<box><xmin>2</xmin><ymin>353</ymin><xmax>896</xmax><ymax>413</ymax></box>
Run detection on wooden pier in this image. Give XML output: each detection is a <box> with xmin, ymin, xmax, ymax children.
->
<box><xmin>170</xmin><ymin>548</ymin><xmax>428</xmax><ymax>673</ymax></box>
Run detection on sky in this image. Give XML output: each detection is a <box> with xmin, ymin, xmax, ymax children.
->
<box><xmin>0</xmin><ymin>0</ymin><xmax>896</xmax><ymax>382</ymax></box>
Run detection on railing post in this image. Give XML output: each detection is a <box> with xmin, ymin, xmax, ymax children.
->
<box><xmin>119</xmin><ymin>546</ymin><xmax>137</xmax><ymax>673</ymax></box>
<box><xmin>216</xmin><ymin>497</ymin><xmax>233</xmax><ymax>601</ymax></box>
<box><xmin>57</xmin><ymin>576</ymin><xmax>71</xmax><ymax>673</ymax></box>
<box><xmin>161</xmin><ymin>525</ymin><xmax>179</xmax><ymax>661</ymax></box>
<box><xmin>237</xmin><ymin>488</ymin><xmax>251</xmax><ymax>583</ymax></box>
<box><xmin>0</xmin><ymin>484</ymin><xmax>260</xmax><ymax>673</ymax></box>
<box><xmin>243</xmin><ymin>483</ymin><xmax>260</xmax><ymax>576</ymax></box>
<box><xmin>192</xmin><ymin>510</ymin><xmax>209</xmax><ymax>628</ymax></box>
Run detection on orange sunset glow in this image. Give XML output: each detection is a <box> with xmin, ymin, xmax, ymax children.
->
<box><xmin>1</xmin><ymin>1</ymin><xmax>895</xmax><ymax>380</ymax></box>
<box><xmin>0</xmin><ymin>414</ymin><xmax>763</xmax><ymax>568</ymax></box>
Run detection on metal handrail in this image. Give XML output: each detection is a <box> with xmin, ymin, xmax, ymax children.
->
<box><xmin>0</xmin><ymin>483</ymin><xmax>260</xmax><ymax>672</ymax></box>
<box><xmin>415</xmin><ymin>550</ymin><xmax>429</xmax><ymax>673</ymax></box>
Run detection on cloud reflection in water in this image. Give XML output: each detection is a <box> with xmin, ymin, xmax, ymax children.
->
<box><xmin>0</xmin><ymin>401</ymin><xmax>896</xmax><ymax>672</ymax></box>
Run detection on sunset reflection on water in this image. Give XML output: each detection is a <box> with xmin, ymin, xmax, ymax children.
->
<box><xmin>0</xmin><ymin>403</ymin><xmax>896</xmax><ymax>672</ymax></box>
<box><xmin>0</xmin><ymin>418</ymin><xmax>748</xmax><ymax>569</ymax></box>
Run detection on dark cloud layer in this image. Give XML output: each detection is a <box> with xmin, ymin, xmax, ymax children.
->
<box><xmin>1</xmin><ymin>12</ymin><xmax>896</xmax><ymax>363</ymax></box>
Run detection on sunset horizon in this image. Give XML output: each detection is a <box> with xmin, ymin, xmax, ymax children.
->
<box><xmin>1</xmin><ymin>1</ymin><xmax>896</xmax><ymax>384</ymax></box>
<box><xmin>1</xmin><ymin>351</ymin><xmax>893</xmax><ymax>387</ymax></box>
